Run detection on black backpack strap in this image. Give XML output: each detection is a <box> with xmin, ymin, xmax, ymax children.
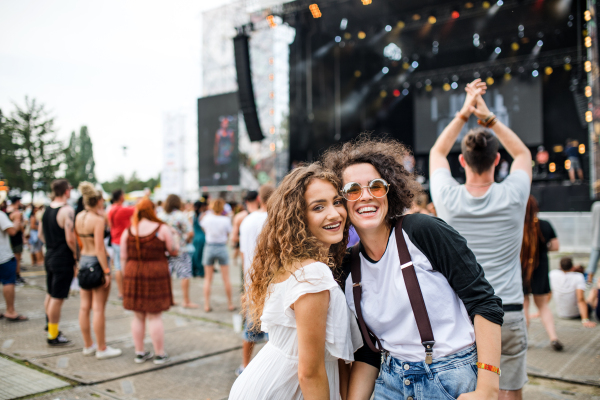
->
<box><xmin>350</xmin><ymin>244</ymin><xmax>384</xmax><ymax>354</ymax></box>
<box><xmin>395</xmin><ymin>216</ymin><xmax>436</xmax><ymax>363</ymax></box>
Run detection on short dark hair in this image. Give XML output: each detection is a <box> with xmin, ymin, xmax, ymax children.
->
<box><xmin>51</xmin><ymin>179</ymin><xmax>71</xmax><ymax>197</ymax></box>
<box><xmin>461</xmin><ymin>128</ymin><xmax>500</xmax><ymax>174</ymax></box>
<box><xmin>560</xmin><ymin>257</ymin><xmax>573</xmax><ymax>271</ymax></box>
<box><xmin>111</xmin><ymin>189</ymin><xmax>124</xmax><ymax>204</ymax></box>
<box><xmin>164</xmin><ymin>194</ymin><xmax>182</xmax><ymax>214</ymax></box>
<box><xmin>244</xmin><ymin>191</ymin><xmax>259</xmax><ymax>203</ymax></box>
<box><xmin>322</xmin><ymin>134</ymin><xmax>421</xmax><ymax>225</ymax></box>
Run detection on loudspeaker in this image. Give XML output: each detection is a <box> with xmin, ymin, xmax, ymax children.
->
<box><xmin>233</xmin><ymin>34</ymin><xmax>264</xmax><ymax>142</ymax></box>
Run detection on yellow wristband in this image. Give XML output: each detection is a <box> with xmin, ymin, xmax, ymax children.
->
<box><xmin>476</xmin><ymin>362</ymin><xmax>501</xmax><ymax>376</ymax></box>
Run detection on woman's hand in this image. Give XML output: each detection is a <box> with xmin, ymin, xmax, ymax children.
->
<box><xmin>104</xmin><ymin>273</ymin><xmax>111</xmax><ymax>289</ymax></box>
<box><xmin>457</xmin><ymin>386</ymin><xmax>498</xmax><ymax>400</ymax></box>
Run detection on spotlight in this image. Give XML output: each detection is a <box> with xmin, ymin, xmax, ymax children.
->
<box><xmin>585</xmin><ymin>61</ymin><xmax>592</xmax><ymax>72</ymax></box>
<box><xmin>585</xmin><ymin>10</ymin><xmax>592</xmax><ymax>21</ymax></box>
<box><xmin>545</xmin><ymin>66</ymin><xmax>553</xmax><ymax>75</ymax></box>
<box><xmin>361</xmin><ymin>0</ymin><xmax>372</xmax><ymax>4</ymax></box>
<box><xmin>497</xmin><ymin>0</ymin><xmax>503</xmax><ymax>5</ymax></box>
<box><xmin>309</xmin><ymin>4</ymin><xmax>322</xmax><ymax>18</ymax></box>
<box><xmin>397</xmin><ymin>21</ymin><xmax>406</xmax><ymax>29</ymax></box>
<box><xmin>412</xmin><ymin>61</ymin><xmax>419</xmax><ymax>68</ymax></box>
<box><xmin>425</xmin><ymin>85</ymin><xmax>433</xmax><ymax>92</ymax></box>
<box><xmin>335</xmin><ymin>36</ymin><xmax>342</xmax><ymax>42</ymax></box>
<box><xmin>354</xmin><ymin>70</ymin><xmax>361</xmax><ymax>77</ymax></box>
<box><xmin>504</xmin><ymin>73</ymin><xmax>512</xmax><ymax>81</ymax></box>
<box><xmin>358</xmin><ymin>31</ymin><xmax>366</xmax><ymax>39</ymax></box>
<box><xmin>393</xmin><ymin>89</ymin><xmax>401</xmax><ymax>97</ymax></box>
<box><xmin>382</xmin><ymin>67</ymin><xmax>389</xmax><ymax>74</ymax></box>
<box><xmin>564</xmin><ymin>63</ymin><xmax>572</xmax><ymax>71</ymax></box>
<box><xmin>340</xmin><ymin>18</ymin><xmax>348</xmax><ymax>30</ymax></box>
<box><xmin>537</xmin><ymin>40</ymin><xmax>543</xmax><ymax>46</ymax></box>
<box><xmin>428</xmin><ymin>15</ymin><xmax>437</xmax><ymax>24</ymax></box>
<box><xmin>495</xmin><ymin>47</ymin><xmax>501</xmax><ymax>54</ymax></box>
<box><xmin>585</xmin><ymin>36</ymin><xmax>592</xmax><ymax>47</ymax></box>
<box><xmin>412</xmin><ymin>14</ymin><xmax>421</xmax><ymax>21</ymax></box>
<box><xmin>380</xmin><ymin>90</ymin><xmax>387</xmax><ymax>98</ymax></box>
<box><xmin>532</xmin><ymin>70</ymin><xmax>539</xmax><ymax>77</ymax></box>
<box><xmin>402</xmin><ymin>89</ymin><xmax>409</xmax><ymax>95</ymax></box>
<box><xmin>586</xmin><ymin>86</ymin><xmax>592</xmax><ymax>97</ymax></box>
<box><xmin>451</xmin><ymin>82</ymin><xmax>458</xmax><ymax>89</ymax></box>
<box><xmin>385</xmin><ymin>25</ymin><xmax>392</xmax><ymax>32</ymax></box>
<box><xmin>443</xmin><ymin>83</ymin><xmax>451</xmax><ymax>91</ymax></box>
<box><xmin>452</xmin><ymin>10</ymin><xmax>460</xmax><ymax>19</ymax></box>
<box><xmin>344</xmin><ymin>32</ymin><xmax>352</xmax><ymax>40</ymax></box>
<box><xmin>565</xmin><ymin>159</ymin><xmax>571</xmax><ymax>170</ymax></box>
<box><xmin>511</xmin><ymin>42</ymin><xmax>519</xmax><ymax>51</ymax></box>
<box><xmin>549</xmin><ymin>163</ymin><xmax>556</xmax><ymax>173</ymax></box>
<box><xmin>486</xmin><ymin>77</ymin><xmax>494</xmax><ymax>85</ymax></box>
<box><xmin>483</xmin><ymin>1</ymin><xmax>491</xmax><ymax>9</ymax></box>
<box><xmin>586</xmin><ymin>111</ymin><xmax>593</xmax><ymax>122</ymax></box>
<box><xmin>465</xmin><ymin>2</ymin><xmax>474</xmax><ymax>9</ymax></box>
<box><xmin>580</xmin><ymin>144</ymin><xmax>586</xmax><ymax>154</ymax></box>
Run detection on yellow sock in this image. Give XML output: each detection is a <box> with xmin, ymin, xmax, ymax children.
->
<box><xmin>48</xmin><ymin>323</ymin><xmax>59</xmax><ymax>340</ymax></box>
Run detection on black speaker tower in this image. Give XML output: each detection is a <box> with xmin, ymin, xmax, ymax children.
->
<box><xmin>233</xmin><ymin>34</ymin><xmax>264</xmax><ymax>142</ymax></box>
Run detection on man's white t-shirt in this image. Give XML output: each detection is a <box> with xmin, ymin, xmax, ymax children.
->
<box><xmin>0</xmin><ymin>211</ymin><xmax>15</xmax><ymax>264</ymax></box>
<box><xmin>549</xmin><ymin>270</ymin><xmax>586</xmax><ymax>318</ymax></box>
<box><xmin>430</xmin><ymin>169</ymin><xmax>530</xmax><ymax>305</ymax></box>
<box><xmin>200</xmin><ymin>212</ymin><xmax>232</xmax><ymax>244</ymax></box>
<box><xmin>239</xmin><ymin>211</ymin><xmax>268</xmax><ymax>276</ymax></box>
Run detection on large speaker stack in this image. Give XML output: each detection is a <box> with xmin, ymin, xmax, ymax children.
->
<box><xmin>233</xmin><ymin>34</ymin><xmax>264</xmax><ymax>142</ymax></box>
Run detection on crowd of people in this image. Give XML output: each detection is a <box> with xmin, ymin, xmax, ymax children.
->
<box><xmin>0</xmin><ymin>78</ymin><xmax>598</xmax><ymax>399</ymax></box>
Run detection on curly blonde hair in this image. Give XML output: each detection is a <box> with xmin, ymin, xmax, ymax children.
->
<box><xmin>78</xmin><ymin>182</ymin><xmax>102</xmax><ymax>208</ymax></box>
<box><xmin>244</xmin><ymin>163</ymin><xmax>349</xmax><ymax>330</ymax></box>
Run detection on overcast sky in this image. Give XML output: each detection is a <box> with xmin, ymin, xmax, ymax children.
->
<box><xmin>0</xmin><ymin>0</ymin><xmax>232</xmax><ymax>183</ymax></box>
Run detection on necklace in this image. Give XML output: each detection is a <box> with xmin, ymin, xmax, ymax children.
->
<box><xmin>465</xmin><ymin>182</ymin><xmax>494</xmax><ymax>188</ymax></box>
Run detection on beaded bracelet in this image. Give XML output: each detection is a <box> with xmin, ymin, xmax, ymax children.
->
<box><xmin>455</xmin><ymin>111</ymin><xmax>469</xmax><ymax>122</ymax></box>
<box><xmin>476</xmin><ymin>362</ymin><xmax>501</xmax><ymax>376</ymax></box>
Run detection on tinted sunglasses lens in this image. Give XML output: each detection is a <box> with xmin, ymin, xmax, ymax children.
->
<box><xmin>343</xmin><ymin>183</ymin><xmax>362</xmax><ymax>201</ymax></box>
<box><xmin>369</xmin><ymin>180</ymin><xmax>388</xmax><ymax>197</ymax></box>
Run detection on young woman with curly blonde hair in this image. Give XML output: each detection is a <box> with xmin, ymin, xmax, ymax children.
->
<box><xmin>229</xmin><ymin>163</ymin><xmax>362</xmax><ymax>400</ymax></box>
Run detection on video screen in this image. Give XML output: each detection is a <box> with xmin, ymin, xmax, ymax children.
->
<box><xmin>414</xmin><ymin>78</ymin><xmax>543</xmax><ymax>154</ymax></box>
<box><xmin>198</xmin><ymin>92</ymin><xmax>240</xmax><ymax>186</ymax></box>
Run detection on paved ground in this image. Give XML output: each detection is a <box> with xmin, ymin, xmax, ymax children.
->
<box><xmin>1</xmin><ymin>251</ymin><xmax>600</xmax><ymax>399</ymax></box>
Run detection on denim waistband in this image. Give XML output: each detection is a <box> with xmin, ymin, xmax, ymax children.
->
<box><xmin>205</xmin><ymin>243</ymin><xmax>227</xmax><ymax>247</ymax></box>
<box><xmin>384</xmin><ymin>344</ymin><xmax>477</xmax><ymax>375</ymax></box>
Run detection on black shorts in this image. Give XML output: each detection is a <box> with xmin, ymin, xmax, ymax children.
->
<box><xmin>45</xmin><ymin>258</ymin><xmax>75</xmax><ymax>299</ymax></box>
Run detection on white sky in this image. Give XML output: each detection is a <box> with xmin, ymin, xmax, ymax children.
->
<box><xmin>0</xmin><ymin>0</ymin><xmax>233</xmax><ymax>183</ymax></box>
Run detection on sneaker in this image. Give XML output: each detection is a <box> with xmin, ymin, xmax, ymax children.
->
<box><xmin>134</xmin><ymin>351</ymin><xmax>154</xmax><ymax>364</ymax></box>
<box><xmin>47</xmin><ymin>333</ymin><xmax>73</xmax><ymax>347</ymax></box>
<box><xmin>82</xmin><ymin>344</ymin><xmax>97</xmax><ymax>356</ymax></box>
<box><xmin>15</xmin><ymin>276</ymin><xmax>26</xmax><ymax>287</ymax></box>
<box><xmin>551</xmin><ymin>340</ymin><xmax>564</xmax><ymax>351</ymax></box>
<box><xmin>96</xmin><ymin>346</ymin><xmax>122</xmax><ymax>360</ymax></box>
<box><xmin>235</xmin><ymin>366</ymin><xmax>245</xmax><ymax>376</ymax></box>
<box><xmin>153</xmin><ymin>353</ymin><xmax>169</xmax><ymax>365</ymax></box>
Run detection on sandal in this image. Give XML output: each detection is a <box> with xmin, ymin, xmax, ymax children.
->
<box><xmin>6</xmin><ymin>314</ymin><xmax>28</xmax><ymax>322</ymax></box>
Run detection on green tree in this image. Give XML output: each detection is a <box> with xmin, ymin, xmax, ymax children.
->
<box><xmin>64</xmin><ymin>126</ymin><xmax>97</xmax><ymax>186</ymax></box>
<box><xmin>5</xmin><ymin>98</ymin><xmax>63</xmax><ymax>193</ymax></box>
<box><xmin>0</xmin><ymin>109</ymin><xmax>26</xmax><ymax>190</ymax></box>
<box><xmin>101</xmin><ymin>172</ymin><xmax>160</xmax><ymax>195</ymax></box>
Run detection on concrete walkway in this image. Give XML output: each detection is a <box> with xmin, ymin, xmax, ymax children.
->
<box><xmin>1</xmin><ymin>251</ymin><xmax>600</xmax><ymax>399</ymax></box>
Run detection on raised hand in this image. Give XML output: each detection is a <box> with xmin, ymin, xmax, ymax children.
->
<box><xmin>461</xmin><ymin>79</ymin><xmax>487</xmax><ymax>117</ymax></box>
<box><xmin>465</xmin><ymin>84</ymin><xmax>492</xmax><ymax>120</ymax></box>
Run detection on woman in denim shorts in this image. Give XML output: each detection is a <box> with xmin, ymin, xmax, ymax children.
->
<box><xmin>323</xmin><ymin>135</ymin><xmax>504</xmax><ymax>399</ymax></box>
<box><xmin>200</xmin><ymin>198</ymin><xmax>234</xmax><ymax>312</ymax></box>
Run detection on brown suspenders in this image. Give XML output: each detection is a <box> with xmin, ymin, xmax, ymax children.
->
<box><xmin>350</xmin><ymin>216</ymin><xmax>436</xmax><ymax>364</ymax></box>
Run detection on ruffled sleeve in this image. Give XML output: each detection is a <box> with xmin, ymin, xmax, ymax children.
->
<box><xmin>282</xmin><ymin>262</ymin><xmax>339</xmax><ymax>318</ymax></box>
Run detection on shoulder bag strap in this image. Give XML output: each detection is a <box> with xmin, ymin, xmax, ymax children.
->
<box><xmin>350</xmin><ymin>244</ymin><xmax>384</xmax><ymax>353</ymax></box>
<box><xmin>395</xmin><ymin>216</ymin><xmax>436</xmax><ymax>364</ymax></box>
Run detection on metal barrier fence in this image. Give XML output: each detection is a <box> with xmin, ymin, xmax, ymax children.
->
<box><xmin>538</xmin><ymin>212</ymin><xmax>592</xmax><ymax>253</ymax></box>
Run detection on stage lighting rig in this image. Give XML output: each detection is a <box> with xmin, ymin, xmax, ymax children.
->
<box><xmin>361</xmin><ymin>0</ymin><xmax>372</xmax><ymax>4</ymax></box>
<box><xmin>309</xmin><ymin>4</ymin><xmax>322</xmax><ymax>18</ymax></box>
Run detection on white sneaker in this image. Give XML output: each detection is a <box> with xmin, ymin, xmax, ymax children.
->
<box><xmin>82</xmin><ymin>344</ymin><xmax>97</xmax><ymax>356</ymax></box>
<box><xmin>96</xmin><ymin>346</ymin><xmax>122</xmax><ymax>360</ymax></box>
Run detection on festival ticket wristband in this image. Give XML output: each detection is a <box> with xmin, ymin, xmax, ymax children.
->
<box><xmin>104</xmin><ymin>269</ymin><xmax>111</xmax><ymax>275</ymax></box>
<box><xmin>476</xmin><ymin>362</ymin><xmax>501</xmax><ymax>376</ymax></box>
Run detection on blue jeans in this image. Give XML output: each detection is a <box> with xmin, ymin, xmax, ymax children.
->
<box><xmin>374</xmin><ymin>344</ymin><xmax>478</xmax><ymax>400</ymax></box>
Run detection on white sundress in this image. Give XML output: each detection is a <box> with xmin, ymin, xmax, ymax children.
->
<box><xmin>229</xmin><ymin>262</ymin><xmax>363</xmax><ymax>400</ymax></box>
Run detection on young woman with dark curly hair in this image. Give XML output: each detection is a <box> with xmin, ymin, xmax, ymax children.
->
<box><xmin>322</xmin><ymin>133</ymin><xmax>504</xmax><ymax>400</ymax></box>
<box><xmin>229</xmin><ymin>163</ymin><xmax>362</xmax><ymax>400</ymax></box>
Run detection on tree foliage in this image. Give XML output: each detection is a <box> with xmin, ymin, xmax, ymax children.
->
<box><xmin>3</xmin><ymin>98</ymin><xmax>63</xmax><ymax>193</ymax></box>
<box><xmin>102</xmin><ymin>172</ymin><xmax>160</xmax><ymax>195</ymax></box>
<box><xmin>0</xmin><ymin>109</ymin><xmax>25</xmax><ymax>189</ymax></box>
<box><xmin>64</xmin><ymin>126</ymin><xmax>97</xmax><ymax>186</ymax></box>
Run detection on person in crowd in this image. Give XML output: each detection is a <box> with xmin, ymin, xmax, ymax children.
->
<box><xmin>29</xmin><ymin>204</ymin><xmax>45</xmax><ymax>267</ymax></box>
<box><xmin>549</xmin><ymin>257</ymin><xmax>596</xmax><ymax>327</ymax></box>
<box><xmin>323</xmin><ymin>134</ymin><xmax>503</xmax><ymax>400</ymax></box>
<box><xmin>407</xmin><ymin>191</ymin><xmax>432</xmax><ymax>215</ymax></box>
<box><xmin>565</xmin><ymin>139</ymin><xmax>584</xmax><ymax>184</ymax></box>
<box><xmin>121</xmin><ymin>198</ymin><xmax>178</xmax><ymax>364</ymax></box>
<box><xmin>229</xmin><ymin>164</ymin><xmax>361</xmax><ymax>400</ymax></box>
<box><xmin>75</xmin><ymin>182</ymin><xmax>122</xmax><ymax>359</ymax></box>
<box><xmin>586</xmin><ymin>201</ymin><xmax>600</xmax><ymax>284</ymax></box>
<box><xmin>158</xmin><ymin>194</ymin><xmax>197</xmax><ymax>308</ymax></box>
<box><xmin>535</xmin><ymin>146</ymin><xmax>549</xmax><ymax>177</ymax></box>
<box><xmin>191</xmin><ymin>199</ymin><xmax>208</xmax><ymax>278</ymax></box>
<box><xmin>39</xmin><ymin>179</ymin><xmax>77</xmax><ymax>346</ymax></box>
<box><xmin>429</xmin><ymin>79</ymin><xmax>531</xmax><ymax>399</ymax></box>
<box><xmin>0</xmin><ymin>192</ymin><xmax>28</xmax><ymax>322</ymax></box>
<box><xmin>230</xmin><ymin>191</ymin><xmax>259</xmax><ymax>268</ymax></box>
<box><xmin>200</xmin><ymin>198</ymin><xmax>234</xmax><ymax>312</ymax></box>
<box><xmin>521</xmin><ymin>195</ymin><xmax>562</xmax><ymax>351</ymax></box>
<box><xmin>7</xmin><ymin>196</ymin><xmax>26</xmax><ymax>286</ymax></box>
<box><xmin>236</xmin><ymin>184</ymin><xmax>275</xmax><ymax>376</ymax></box>
<box><xmin>155</xmin><ymin>200</ymin><xmax>164</xmax><ymax>215</ymax></box>
<box><xmin>107</xmin><ymin>189</ymin><xmax>134</xmax><ymax>301</ymax></box>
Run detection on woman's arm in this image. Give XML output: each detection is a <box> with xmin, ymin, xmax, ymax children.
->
<box><xmin>94</xmin><ymin>217</ymin><xmax>111</xmax><ymax>288</ymax></box>
<box><xmin>160</xmin><ymin>224</ymin><xmax>179</xmax><ymax>257</ymax></box>
<box><xmin>547</xmin><ymin>238</ymin><xmax>559</xmax><ymax>252</ymax></box>
<box><xmin>347</xmin><ymin>362</ymin><xmax>379</xmax><ymax>400</ymax></box>
<box><xmin>120</xmin><ymin>229</ymin><xmax>128</xmax><ymax>272</ymax></box>
<box><xmin>295</xmin><ymin>290</ymin><xmax>330</xmax><ymax>399</ymax></box>
<box><xmin>457</xmin><ymin>315</ymin><xmax>500</xmax><ymax>400</ymax></box>
<box><xmin>338</xmin><ymin>360</ymin><xmax>350</xmax><ymax>400</ymax></box>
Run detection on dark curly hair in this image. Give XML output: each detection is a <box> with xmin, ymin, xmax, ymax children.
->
<box><xmin>322</xmin><ymin>133</ymin><xmax>421</xmax><ymax>225</ymax></box>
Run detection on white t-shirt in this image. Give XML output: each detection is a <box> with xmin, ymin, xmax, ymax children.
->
<box><xmin>549</xmin><ymin>270</ymin><xmax>586</xmax><ymax>318</ymax></box>
<box><xmin>200</xmin><ymin>212</ymin><xmax>232</xmax><ymax>244</ymax></box>
<box><xmin>0</xmin><ymin>211</ymin><xmax>15</xmax><ymax>264</ymax></box>
<box><xmin>430</xmin><ymin>168</ymin><xmax>530</xmax><ymax>305</ymax></box>
<box><xmin>344</xmin><ymin>228</ymin><xmax>475</xmax><ymax>362</ymax></box>
<box><xmin>239</xmin><ymin>211</ymin><xmax>268</xmax><ymax>276</ymax></box>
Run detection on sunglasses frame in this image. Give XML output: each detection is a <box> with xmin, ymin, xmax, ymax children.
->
<box><xmin>342</xmin><ymin>179</ymin><xmax>390</xmax><ymax>202</ymax></box>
